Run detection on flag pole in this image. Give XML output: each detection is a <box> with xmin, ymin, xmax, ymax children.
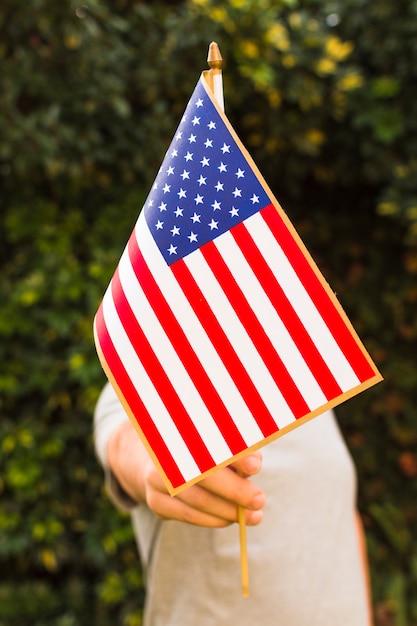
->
<box><xmin>237</xmin><ymin>496</ymin><xmax>250</xmax><ymax>597</ymax></box>
<box><xmin>205</xmin><ymin>41</ymin><xmax>249</xmax><ymax>598</ymax></box>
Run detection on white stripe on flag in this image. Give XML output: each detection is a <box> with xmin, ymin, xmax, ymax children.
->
<box><xmin>135</xmin><ymin>215</ymin><xmax>266</xmax><ymax>446</ymax></box>
<box><xmin>245</xmin><ymin>213</ymin><xmax>360</xmax><ymax>392</ymax></box>
<box><xmin>101</xmin><ymin>288</ymin><xmax>201</xmax><ymax>481</ymax></box>
<box><xmin>117</xmin><ymin>248</ymin><xmax>233</xmax><ymax>464</ymax></box>
<box><xmin>214</xmin><ymin>227</ymin><xmax>328</xmax><ymax>409</ymax></box>
<box><xmin>182</xmin><ymin>249</ymin><xmax>297</xmax><ymax>429</ymax></box>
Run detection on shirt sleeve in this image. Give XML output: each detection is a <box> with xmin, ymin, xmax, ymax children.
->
<box><xmin>93</xmin><ymin>382</ymin><xmax>138</xmax><ymax>512</ymax></box>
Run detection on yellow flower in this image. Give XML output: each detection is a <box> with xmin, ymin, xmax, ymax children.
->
<box><xmin>248</xmin><ymin>133</ymin><xmax>262</xmax><ymax>146</ymax></box>
<box><xmin>64</xmin><ymin>34</ymin><xmax>81</xmax><ymax>50</ymax></box>
<box><xmin>69</xmin><ymin>353</ymin><xmax>86</xmax><ymax>371</ymax></box>
<box><xmin>266</xmin><ymin>23</ymin><xmax>290</xmax><ymax>51</ymax></box>
<box><xmin>212</xmin><ymin>6</ymin><xmax>228</xmax><ymax>23</ymax></box>
<box><xmin>306</xmin><ymin>129</ymin><xmax>326</xmax><ymax>146</ymax></box>
<box><xmin>315</xmin><ymin>58</ymin><xmax>337</xmax><ymax>75</ymax></box>
<box><xmin>2</xmin><ymin>435</ymin><xmax>15</xmax><ymax>453</ymax></box>
<box><xmin>18</xmin><ymin>429</ymin><xmax>34</xmax><ymax>448</ymax></box>
<box><xmin>265</xmin><ymin>137</ymin><xmax>279</xmax><ymax>153</ymax></box>
<box><xmin>377</xmin><ymin>201</ymin><xmax>399</xmax><ymax>216</ymax></box>
<box><xmin>41</xmin><ymin>549</ymin><xmax>58</xmax><ymax>572</ymax></box>
<box><xmin>338</xmin><ymin>73</ymin><xmax>364</xmax><ymax>91</ymax></box>
<box><xmin>241</xmin><ymin>40</ymin><xmax>260</xmax><ymax>59</ymax></box>
<box><xmin>268</xmin><ymin>89</ymin><xmax>282</xmax><ymax>108</ymax></box>
<box><xmin>406</xmin><ymin>206</ymin><xmax>417</xmax><ymax>220</ymax></box>
<box><xmin>289</xmin><ymin>12</ymin><xmax>302</xmax><ymax>29</ymax></box>
<box><xmin>394</xmin><ymin>164</ymin><xmax>409</xmax><ymax>178</ymax></box>
<box><xmin>282</xmin><ymin>54</ymin><xmax>296</xmax><ymax>68</ymax></box>
<box><xmin>325</xmin><ymin>36</ymin><xmax>354</xmax><ymax>61</ymax></box>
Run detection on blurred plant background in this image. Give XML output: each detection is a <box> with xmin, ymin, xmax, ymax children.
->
<box><xmin>1</xmin><ymin>0</ymin><xmax>416</xmax><ymax>624</ymax></box>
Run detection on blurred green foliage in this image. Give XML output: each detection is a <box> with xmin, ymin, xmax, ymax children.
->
<box><xmin>0</xmin><ymin>0</ymin><xmax>416</xmax><ymax>624</ymax></box>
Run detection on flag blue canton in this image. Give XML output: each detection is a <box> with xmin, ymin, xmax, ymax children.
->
<box><xmin>143</xmin><ymin>78</ymin><xmax>270</xmax><ymax>265</ymax></box>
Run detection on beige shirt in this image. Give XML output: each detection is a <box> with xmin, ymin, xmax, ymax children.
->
<box><xmin>94</xmin><ymin>383</ymin><xmax>370</xmax><ymax>626</ymax></box>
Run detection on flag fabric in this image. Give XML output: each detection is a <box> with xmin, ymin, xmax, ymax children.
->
<box><xmin>94</xmin><ymin>74</ymin><xmax>382</xmax><ymax>495</ymax></box>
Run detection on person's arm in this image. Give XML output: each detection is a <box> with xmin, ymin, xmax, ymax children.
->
<box><xmin>355</xmin><ymin>512</ymin><xmax>374</xmax><ymax>626</ymax></box>
<box><xmin>94</xmin><ymin>383</ymin><xmax>137</xmax><ymax>511</ymax></box>
<box><xmin>107</xmin><ymin>418</ymin><xmax>265</xmax><ymax>528</ymax></box>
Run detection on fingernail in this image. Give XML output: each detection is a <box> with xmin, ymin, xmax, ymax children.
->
<box><xmin>245</xmin><ymin>455</ymin><xmax>261</xmax><ymax>473</ymax></box>
<box><xmin>247</xmin><ymin>510</ymin><xmax>263</xmax><ymax>525</ymax></box>
<box><xmin>251</xmin><ymin>492</ymin><xmax>266</xmax><ymax>510</ymax></box>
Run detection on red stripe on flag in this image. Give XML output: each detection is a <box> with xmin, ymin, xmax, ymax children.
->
<box><xmin>261</xmin><ymin>204</ymin><xmax>375</xmax><ymax>383</ymax></box>
<box><xmin>231</xmin><ymin>221</ymin><xmax>343</xmax><ymax>401</ymax></box>
<box><xmin>94</xmin><ymin>304</ymin><xmax>185</xmax><ymax>489</ymax></box>
<box><xmin>111</xmin><ymin>268</ymin><xmax>215</xmax><ymax>474</ymax></box>
<box><xmin>200</xmin><ymin>241</ymin><xmax>310</xmax><ymax>419</ymax></box>
<box><xmin>171</xmin><ymin>258</ymin><xmax>279</xmax><ymax>438</ymax></box>
<box><xmin>127</xmin><ymin>234</ymin><xmax>248</xmax><ymax>456</ymax></box>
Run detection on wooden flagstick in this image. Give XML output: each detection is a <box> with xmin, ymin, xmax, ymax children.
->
<box><xmin>205</xmin><ymin>41</ymin><xmax>250</xmax><ymax>598</ymax></box>
<box><xmin>237</xmin><ymin>494</ymin><xmax>250</xmax><ymax>597</ymax></box>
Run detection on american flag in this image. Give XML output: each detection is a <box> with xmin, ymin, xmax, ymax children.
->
<box><xmin>94</xmin><ymin>75</ymin><xmax>382</xmax><ymax>494</ymax></box>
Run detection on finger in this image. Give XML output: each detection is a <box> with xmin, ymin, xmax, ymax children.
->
<box><xmin>143</xmin><ymin>464</ymin><xmax>235</xmax><ymax>524</ymax></box>
<box><xmin>199</xmin><ymin>466</ymin><xmax>266</xmax><ymax>511</ymax></box>
<box><xmin>147</xmin><ymin>485</ymin><xmax>264</xmax><ymax>527</ymax></box>
<box><xmin>230</xmin><ymin>451</ymin><xmax>263</xmax><ymax>478</ymax></box>
<box><xmin>179</xmin><ymin>483</ymin><xmax>242</xmax><ymax>523</ymax></box>
<box><xmin>178</xmin><ymin>480</ymin><xmax>265</xmax><ymax>525</ymax></box>
<box><xmin>145</xmin><ymin>455</ymin><xmax>265</xmax><ymax>512</ymax></box>
<box><xmin>146</xmin><ymin>487</ymin><xmax>232</xmax><ymax>527</ymax></box>
<box><xmin>144</xmin><ymin>457</ymin><xmax>265</xmax><ymax>525</ymax></box>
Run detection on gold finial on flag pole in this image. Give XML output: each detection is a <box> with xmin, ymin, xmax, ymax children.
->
<box><xmin>207</xmin><ymin>41</ymin><xmax>222</xmax><ymax>69</ymax></box>
<box><xmin>205</xmin><ymin>42</ymin><xmax>224</xmax><ymax>111</ymax></box>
